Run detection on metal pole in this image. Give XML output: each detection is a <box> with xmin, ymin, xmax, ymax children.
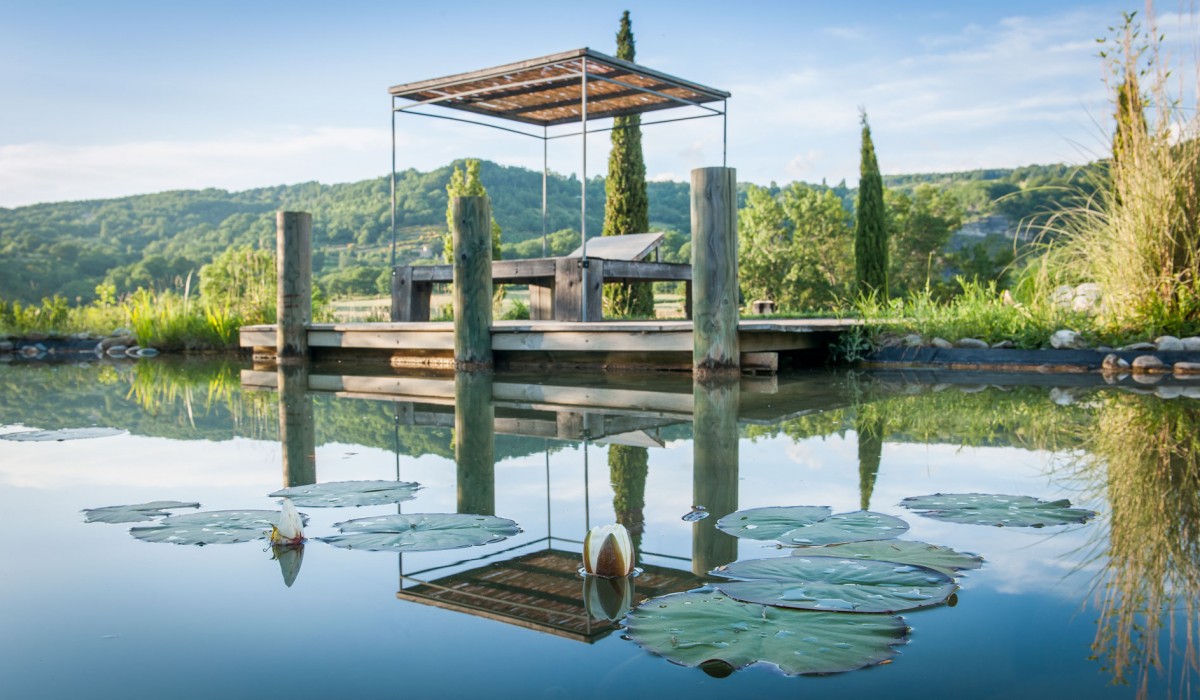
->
<box><xmin>722</xmin><ymin>100</ymin><xmax>728</xmax><ymax>168</ymax></box>
<box><xmin>542</xmin><ymin>127</ymin><xmax>548</xmax><ymax>258</ymax></box>
<box><xmin>580</xmin><ymin>56</ymin><xmax>589</xmax><ymax>322</ymax></box>
<box><xmin>390</xmin><ymin>97</ymin><xmax>397</xmax><ymax>272</ymax></box>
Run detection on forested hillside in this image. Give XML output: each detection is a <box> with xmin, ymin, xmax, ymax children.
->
<box><xmin>0</xmin><ymin>159</ymin><xmax>1085</xmax><ymax>303</ymax></box>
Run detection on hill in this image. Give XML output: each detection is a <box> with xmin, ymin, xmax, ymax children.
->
<box><xmin>0</xmin><ymin>160</ymin><xmax>1088</xmax><ymax>303</ymax></box>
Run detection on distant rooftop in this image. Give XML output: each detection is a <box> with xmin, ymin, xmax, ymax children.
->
<box><xmin>388</xmin><ymin>48</ymin><xmax>730</xmax><ymax>127</ymax></box>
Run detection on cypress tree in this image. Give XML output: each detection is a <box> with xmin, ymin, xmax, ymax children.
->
<box><xmin>855</xmin><ymin>411</ymin><xmax>883</xmax><ymax>511</ymax></box>
<box><xmin>609</xmin><ymin>444</ymin><xmax>648</xmax><ymax>561</ymax></box>
<box><xmin>602</xmin><ymin>10</ymin><xmax>653</xmax><ymax>318</ymax></box>
<box><xmin>854</xmin><ymin>111</ymin><xmax>888</xmax><ymax>299</ymax></box>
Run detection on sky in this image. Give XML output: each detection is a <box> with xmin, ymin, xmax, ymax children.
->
<box><xmin>0</xmin><ymin>0</ymin><xmax>1196</xmax><ymax>208</ymax></box>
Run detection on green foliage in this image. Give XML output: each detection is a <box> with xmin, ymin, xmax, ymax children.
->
<box><xmin>609</xmin><ymin>444</ymin><xmax>648</xmax><ymax>555</ymax></box>
<box><xmin>886</xmin><ymin>185</ymin><xmax>965</xmax><ymax>295</ymax></box>
<box><xmin>199</xmin><ymin>246</ymin><xmax>275</xmax><ymax>318</ymax></box>
<box><xmin>738</xmin><ymin>183</ymin><xmax>853</xmax><ymax>311</ymax></box>
<box><xmin>442</xmin><ymin>160</ymin><xmax>502</xmax><ymax>263</ymax></box>
<box><xmin>855</xmin><ymin>111</ymin><xmax>888</xmax><ymax>298</ymax></box>
<box><xmin>601</xmin><ymin>10</ymin><xmax>654</xmax><ymax>319</ymax></box>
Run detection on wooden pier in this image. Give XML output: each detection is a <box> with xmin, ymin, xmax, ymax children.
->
<box><xmin>240</xmin><ymin>318</ymin><xmax>855</xmax><ymax>372</ymax></box>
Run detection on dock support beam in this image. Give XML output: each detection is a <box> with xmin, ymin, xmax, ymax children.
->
<box><xmin>276</xmin><ymin>211</ymin><xmax>312</xmax><ymax>362</ymax></box>
<box><xmin>691</xmin><ymin>167</ymin><xmax>739</xmax><ymax>378</ymax></box>
<box><xmin>278</xmin><ymin>364</ymin><xmax>316</xmax><ymax>487</ymax></box>
<box><xmin>452</xmin><ymin>196</ymin><xmax>493</xmax><ymax>370</ymax></box>
<box><xmin>692</xmin><ymin>378</ymin><xmax>739</xmax><ymax>574</ymax></box>
<box><xmin>455</xmin><ymin>371</ymin><xmax>495</xmax><ymax>516</ymax></box>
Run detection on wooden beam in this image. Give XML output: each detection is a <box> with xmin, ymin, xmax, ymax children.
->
<box><xmin>691</xmin><ymin>168</ymin><xmax>739</xmax><ymax>377</ymax></box>
<box><xmin>276</xmin><ymin>211</ymin><xmax>312</xmax><ymax>360</ymax></box>
<box><xmin>452</xmin><ymin>196</ymin><xmax>493</xmax><ymax>369</ymax></box>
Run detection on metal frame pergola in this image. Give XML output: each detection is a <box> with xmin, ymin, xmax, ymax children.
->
<box><xmin>388</xmin><ymin>47</ymin><xmax>730</xmax><ymax>321</ymax></box>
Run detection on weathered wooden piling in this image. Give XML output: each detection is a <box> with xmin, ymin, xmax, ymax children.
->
<box><xmin>276</xmin><ymin>211</ymin><xmax>312</xmax><ymax>361</ymax></box>
<box><xmin>691</xmin><ymin>167</ymin><xmax>739</xmax><ymax>377</ymax></box>
<box><xmin>452</xmin><ymin>196</ymin><xmax>493</xmax><ymax>369</ymax></box>
<box><xmin>692</xmin><ymin>377</ymin><xmax>740</xmax><ymax>574</ymax></box>
<box><xmin>455</xmin><ymin>371</ymin><xmax>495</xmax><ymax>516</ymax></box>
<box><xmin>278</xmin><ymin>364</ymin><xmax>316</xmax><ymax>487</ymax></box>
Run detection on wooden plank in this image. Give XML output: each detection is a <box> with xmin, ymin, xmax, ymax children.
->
<box><xmin>492</xmin><ymin>258</ymin><xmax>556</xmax><ymax>279</ymax></box>
<box><xmin>601</xmin><ymin>260</ymin><xmax>692</xmax><ymax>282</ymax></box>
<box><xmin>553</xmin><ymin>258</ymin><xmax>583</xmax><ymax>322</ymax></box>
<box><xmin>691</xmin><ymin>168</ymin><xmax>739</xmax><ymax>376</ymax></box>
<box><xmin>240</xmin><ymin>328</ymin><xmax>275</xmax><ymax>348</ymax></box>
<box><xmin>391</xmin><ymin>267</ymin><xmax>433</xmax><ymax>322</ymax></box>
<box><xmin>566</xmin><ymin>232</ymin><xmax>664</xmax><ymax>261</ymax></box>
<box><xmin>529</xmin><ymin>283</ymin><xmax>553</xmax><ymax>321</ymax></box>
<box><xmin>740</xmin><ymin>352</ymin><xmax>779</xmax><ymax>373</ymax></box>
<box><xmin>411</xmin><ymin>265</ymin><xmax>453</xmax><ymax>283</ymax></box>
<box><xmin>491</xmin><ymin>330</ymin><xmax>691</xmax><ymax>352</ymax></box>
<box><xmin>309</xmin><ymin>329</ymin><xmax>454</xmax><ymax>350</ymax></box>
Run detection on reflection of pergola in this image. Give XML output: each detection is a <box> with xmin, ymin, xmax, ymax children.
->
<box><xmin>388</xmin><ymin>48</ymin><xmax>730</xmax><ymax>321</ymax></box>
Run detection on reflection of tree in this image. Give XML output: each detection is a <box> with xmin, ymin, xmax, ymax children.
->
<box><xmin>855</xmin><ymin>409</ymin><xmax>884</xmax><ymax>511</ymax></box>
<box><xmin>609</xmin><ymin>445</ymin><xmax>648</xmax><ymax>560</ymax></box>
<box><xmin>1088</xmin><ymin>395</ymin><xmax>1200</xmax><ymax>698</ymax></box>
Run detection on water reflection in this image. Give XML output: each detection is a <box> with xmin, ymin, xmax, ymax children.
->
<box><xmin>692</xmin><ymin>378</ymin><xmax>739</xmax><ymax>575</ymax></box>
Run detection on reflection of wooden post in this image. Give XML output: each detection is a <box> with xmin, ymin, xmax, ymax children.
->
<box><xmin>455</xmin><ymin>371</ymin><xmax>495</xmax><ymax>515</ymax></box>
<box><xmin>691</xmin><ymin>167</ymin><xmax>739</xmax><ymax>377</ymax></box>
<box><xmin>692</xmin><ymin>378</ymin><xmax>739</xmax><ymax>575</ymax></box>
<box><xmin>276</xmin><ymin>211</ymin><xmax>312</xmax><ymax>362</ymax></box>
<box><xmin>452</xmin><ymin>196</ymin><xmax>493</xmax><ymax>370</ymax></box>
<box><xmin>278</xmin><ymin>364</ymin><xmax>315</xmax><ymax>487</ymax></box>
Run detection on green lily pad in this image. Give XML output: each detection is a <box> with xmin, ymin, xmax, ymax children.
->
<box><xmin>2</xmin><ymin>427</ymin><xmax>126</xmax><ymax>441</ymax></box>
<box><xmin>778</xmin><ymin>511</ymin><xmax>909</xmax><ymax>546</ymax></box>
<box><xmin>83</xmin><ymin>500</ymin><xmax>200</xmax><ymax>524</ymax></box>
<box><xmin>715</xmin><ymin>506</ymin><xmax>832</xmax><ymax>541</ymax></box>
<box><xmin>623</xmin><ymin>588</ymin><xmax>907</xmax><ymax>676</ymax></box>
<box><xmin>711</xmin><ymin>555</ymin><xmax>957</xmax><ymax>613</ymax></box>
<box><xmin>899</xmin><ymin>493</ymin><xmax>1097</xmax><ymax>528</ymax></box>
<box><xmin>790</xmin><ymin>540</ymin><xmax>983</xmax><ymax>578</ymax></box>
<box><xmin>319</xmin><ymin>513</ymin><xmax>521</xmax><ymax>552</ymax></box>
<box><xmin>130</xmin><ymin>510</ymin><xmax>307</xmax><ymax>546</ymax></box>
<box><xmin>269</xmin><ymin>480</ymin><xmax>422</xmax><ymax>507</ymax></box>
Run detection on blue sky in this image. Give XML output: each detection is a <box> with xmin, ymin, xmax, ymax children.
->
<box><xmin>0</xmin><ymin>1</ymin><xmax>1195</xmax><ymax>207</ymax></box>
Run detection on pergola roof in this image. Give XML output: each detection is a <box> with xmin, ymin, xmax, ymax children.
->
<box><xmin>388</xmin><ymin>48</ymin><xmax>730</xmax><ymax>127</ymax></box>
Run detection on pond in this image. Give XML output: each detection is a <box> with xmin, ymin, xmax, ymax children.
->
<box><xmin>0</xmin><ymin>358</ymin><xmax>1197</xmax><ymax>699</ymax></box>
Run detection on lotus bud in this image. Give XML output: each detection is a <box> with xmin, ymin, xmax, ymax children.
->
<box><xmin>583</xmin><ymin>523</ymin><xmax>634</xmax><ymax>578</ymax></box>
<box><xmin>270</xmin><ymin>498</ymin><xmax>305</xmax><ymax>546</ymax></box>
<box><xmin>583</xmin><ymin>573</ymin><xmax>634</xmax><ymax>622</ymax></box>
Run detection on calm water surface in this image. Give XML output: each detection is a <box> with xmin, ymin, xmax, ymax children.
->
<box><xmin>1</xmin><ymin>359</ymin><xmax>1196</xmax><ymax>699</ymax></box>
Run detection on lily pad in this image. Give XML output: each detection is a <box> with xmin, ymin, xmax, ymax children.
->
<box><xmin>899</xmin><ymin>493</ymin><xmax>1097</xmax><ymax>528</ymax></box>
<box><xmin>623</xmin><ymin>588</ymin><xmax>907</xmax><ymax>676</ymax></box>
<box><xmin>778</xmin><ymin>511</ymin><xmax>909</xmax><ymax>546</ymax></box>
<box><xmin>1</xmin><ymin>427</ymin><xmax>126</xmax><ymax>442</ymax></box>
<box><xmin>711</xmin><ymin>555</ymin><xmax>957</xmax><ymax>613</ymax></box>
<box><xmin>130</xmin><ymin>510</ymin><xmax>307</xmax><ymax>546</ymax></box>
<box><xmin>269</xmin><ymin>480</ymin><xmax>422</xmax><ymax>507</ymax></box>
<box><xmin>319</xmin><ymin>513</ymin><xmax>521</xmax><ymax>552</ymax></box>
<box><xmin>715</xmin><ymin>506</ymin><xmax>832</xmax><ymax>541</ymax></box>
<box><xmin>790</xmin><ymin>540</ymin><xmax>983</xmax><ymax>578</ymax></box>
<box><xmin>83</xmin><ymin>500</ymin><xmax>201</xmax><ymax>524</ymax></box>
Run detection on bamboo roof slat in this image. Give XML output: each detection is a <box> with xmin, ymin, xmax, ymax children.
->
<box><xmin>389</xmin><ymin>48</ymin><xmax>729</xmax><ymax>127</ymax></box>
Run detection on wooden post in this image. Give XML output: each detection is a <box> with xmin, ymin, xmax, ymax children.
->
<box><xmin>392</xmin><ymin>266</ymin><xmax>432</xmax><ymax>322</ymax></box>
<box><xmin>452</xmin><ymin>196</ymin><xmax>493</xmax><ymax>369</ymax></box>
<box><xmin>692</xmin><ymin>377</ymin><xmax>739</xmax><ymax>575</ymax></box>
<box><xmin>276</xmin><ymin>211</ymin><xmax>312</xmax><ymax>362</ymax></box>
<box><xmin>278</xmin><ymin>364</ymin><xmax>316</xmax><ymax>487</ymax></box>
<box><xmin>455</xmin><ymin>371</ymin><xmax>495</xmax><ymax>516</ymax></box>
<box><xmin>553</xmin><ymin>258</ymin><xmax>604</xmax><ymax>322</ymax></box>
<box><xmin>691</xmin><ymin>167</ymin><xmax>739</xmax><ymax>377</ymax></box>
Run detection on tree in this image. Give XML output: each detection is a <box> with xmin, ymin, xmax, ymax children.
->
<box><xmin>855</xmin><ymin>110</ymin><xmax>888</xmax><ymax>299</ymax></box>
<box><xmin>886</xmin><ymin>184</ymin><xmax>964</xmax><ymax>295</ymax></box>
<box><xmin>738</xmin><ymin>183</ymin><xmax>853</xmax><ymax>311</ymax></box>
<box><xmin>601</xmin><ymin>10</ymin><xmax>654</xmax><ymax>318</ymax></box>
<box><xmin>609</xmin><ymin>445</ymin><xmax>648</xmax><ymax>560</ymax></box>
<box><xmin>442</xmin><ymin>160</ymin><xmax>502</xmax><ymax>263</ymax></box>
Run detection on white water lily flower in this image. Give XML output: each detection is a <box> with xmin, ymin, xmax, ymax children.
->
<box><xmin>270</xmin><ymin>498</ymin><xmax>305</xmax><ymax>545</ymax></box>
<box><xmin>583</xmin><ymin>523</ymin><xmax>634</xmax><ymax>578</ymax></box>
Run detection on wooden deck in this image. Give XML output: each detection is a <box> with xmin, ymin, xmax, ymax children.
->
<box><xmin>240</xmin><ymin>318</ymin><xmax>856</xmax><ymax>372</ymax></box>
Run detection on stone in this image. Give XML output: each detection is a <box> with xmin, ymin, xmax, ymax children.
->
<box><xmin>1120</xmin><ymin>342</ymin><xmax>1157</xmax><ymax>352</ymax></box>
<box><xmin>1132</xmin><ymin>373</ymin><xmax>1163</xmax><ymax>385</ymax></box>
<box><xmin>1155</xmin><ymin>335</ymin><xmax>1185</xmax><ymax>352</ymax></box>
<box><xmin>1102</xmin><ymin>353</ymin><xmax>1130</xmax><ymax>370</ymax></box>
<box><xmin>1050</xmin><ymin>388</ymin><xmax>1076</xmax><ymax>406</ymax></box>
<box><xmin>991</xmin><ymin>340</ymin><xmax>1015</xmax><ymax>349</ymax></box>
<box><xmin>955</xmin><ymin>338</ymin><xmax>989</xmax><ymax>349</ymax></box>
<box><xmin>1131</xmin><ymin>355</ymin><xmax>1166</xmax><ymax>373</ymax></box>
<box><xmin>1051</xmin><ymin>285</ymin><xmax>1074</xmax><ymax>307</ymax></box>
<box><xmin>901</xmin><ymin>333</ymin><xmax>923</xmax><ymax>347</ymax></box>
<box><xmin>1156</xmin><ymin>386</ymin><xmax>1185</xmax><ymax>400</ymax></box>
<box><xmin>136</xmin><ymin>347</ymin><xmax>159</xmax><ymax>357</ymax></box>
<box><xmin>0</xmin><ymin>341</ymin><xmax>12</xmax><ymax>353</ymax></box>
<box><xmin>1050</xmin><ymin>330</ymin><xmax>1086</xmax><ymax>349</ymax></box>
<box><xmin>111</xmin><ymin>327</ymin><xmax>132</xmax><ymax>337</ymax></box>
<box><xmin>106</xmin><ymin>345</ymin><xmax>128</xmax><ymax>357</ymax></box>
<box><xmin>1184</xmin><ymin>387</ymin><xmax>1200</xmax><ymax>399</ymax></box>
<box><xmin>931</xmin><ymin>337</ymin><xmax>953</xmax><ymax>349</ymax></box>
<box><xmin>98</xmin><ymin>335</ymin><xmax>136</xmax><ymax>351</ymax></box>
<box><xmin>1072</xmin><ymin>283</ymin><xmax>1102</xmax><ymax>313</ymax></box>
<box><xmin>125</xmin><ymin>346</ymin><xmax>141</xmax><ymax>357</ymax></box>
<box><xmin>1173</xmin><ymin>361</ymin><xmax>1200</xmax><ymax>375</ymax></box>
<box><xmin>1182</xmin><ymin>337</ymin><xmax>1200</xmax><ymax>352</ymax></box>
